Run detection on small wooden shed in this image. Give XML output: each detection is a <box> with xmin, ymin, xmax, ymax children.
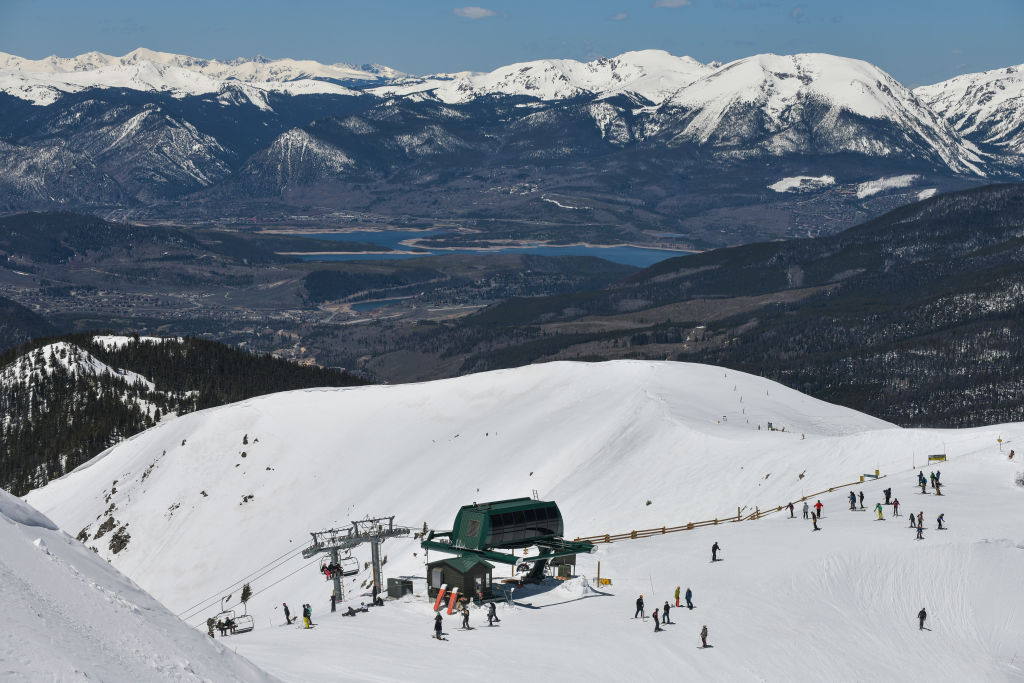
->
<box><xmin>426</xmin><ymin>556</ymin><xmax>495</xmax><ymax>601</ymax></box>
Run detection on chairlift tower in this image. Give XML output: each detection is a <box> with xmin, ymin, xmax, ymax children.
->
<box><xmin>302</xmin><ymin>516</ymin><xmax>411</xmax><ymax>601</ymax></box>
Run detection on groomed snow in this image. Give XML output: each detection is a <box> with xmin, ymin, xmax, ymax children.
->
<box><xmin>856</xmin><ymin>174</ymin><xmax>920</xmax><ymax>199</ymax></box>
<box><xmin>767</xmin><ymin>175</ymin><xmax>836</xmax><ymax>192</ymax></box>
<box><xmin>0</xmin><ymin>487</ymin><xmax>279</xmax><ymax>681</ymax></box>
<box><xmin>25</xmin><ymin>361</ymin><xmax>1024</xmax><ymax>681</ymax></box>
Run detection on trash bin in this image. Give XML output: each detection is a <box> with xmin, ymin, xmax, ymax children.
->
<box><xmin>387</xmin><ymin>578</ymin><xmax>413</xmax><ymax>599</ymax></box>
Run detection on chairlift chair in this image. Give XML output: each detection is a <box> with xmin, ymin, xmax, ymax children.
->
<box><xmin>339</xmin><ymin>556</ymin><xmax>359</xmax><ymax>577</ymax></box>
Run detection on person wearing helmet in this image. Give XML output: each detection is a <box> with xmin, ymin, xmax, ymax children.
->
<box><xmin>634</xmin><ymin>594</ymin><xmax>645</xmax><ymax>619</ymax></box>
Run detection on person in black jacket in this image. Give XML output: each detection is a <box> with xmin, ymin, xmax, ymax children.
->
<box><xmin>635</xmin><ymin>595</ymin><xmax>645</xmax><ymax>619</ymax></box>
<box><xmin>711</xmin><ymin>542</ymin><xmax>720</xmax><ymax>561</ymax></box>
<box><xmin>918</xmin><ymin>608</ymin><xmax>927</xmax><ymax>630</ymax></box>
<box><xmin>434</xmin><ymin>613</ymin><xmax>443</xmax><ymax>640</ymax></box>
<box><xmin>685</xmin><ymin>587</ymin><xmax>693</xmax><ymax>610</ymax></box>
<box><xmin>663</xmin><ymin>601</ymin><xmax>671</xmax><ymax>624</ymax></box>
<box><xmin>652</xmin><ymin>607</ymin><xmax>662</xmax><ymax>632</ymax></box>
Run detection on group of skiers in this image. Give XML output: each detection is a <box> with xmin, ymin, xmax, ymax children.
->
<box><xmin>634</xmin><ymin>590</ymin><xmax>706</xmax><ymax>645</ymax></box>
<box><xmin>433</xmin><ymin>600</ymin><xmax>501</xmax><ymax>640</ymax></box>
<box><xmin>280</xmin><ymin>602</ymin><xmax>316</xmax><ymax>628</ymax></box>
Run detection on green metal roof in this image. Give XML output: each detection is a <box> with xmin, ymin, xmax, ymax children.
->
<box><xmin>429</xmin><ymin>556</ymin><xmax>495</xmax><ymax>573</ymax></box>
<box><xmin>461</xmin><ymin>498</ymin><xmax>551</xmax><ymax>513</ymax></box>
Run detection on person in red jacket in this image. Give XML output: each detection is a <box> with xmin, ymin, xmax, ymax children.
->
<box><xmin>814</xmin><ymin>500</ymin><xmax>823</xmax><ymax>518</ymax></box>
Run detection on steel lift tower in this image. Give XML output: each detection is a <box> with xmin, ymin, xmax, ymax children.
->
<box><xmin>302</xmin><ymin>517</ymin><xmax>411</xmax><ymax>601</ymax></box>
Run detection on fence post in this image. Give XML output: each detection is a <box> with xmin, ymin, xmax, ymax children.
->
<box><xmin>755</xmin><ymin>506</ymin><xmax>759</xmax><ymax>519</ymax></box>
<box><xmin>661</xmin><ymin>526</ymin><xmax>666</xmax><ymax>534</ymax></box>
<box><xmin>604</xmin><ymin>534</ymin><xmax>610</xmax><ymax>544</ymax></box>
<box><xmin>737</xmin><ymin>507</ymin><xmax>741</xmax><ymax>521</ymax></box>
<box><xmin>714</xmin><ymin>518</ymin><xmax>718</xmax><ymax>525</ymax></box>
<box><xmin>631</xmin><ymin>530</ymin><xmax>637</xmax><ymax>539</ymax></box>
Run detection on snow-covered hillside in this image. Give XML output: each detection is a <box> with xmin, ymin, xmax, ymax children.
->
<box><xmin>372</xmin><ymin>50</ymin><xmax>713</xmax><ymax>104</ymax></box>
<box><xmin>0</xmin><ymin>487</ymin><xmax>278</xmax><ymax>681</ymax></box>
<box><xmin>25</xmin><ymin>360</ymin><xmax>1024</xmax><ymax>681</ymax></box>
<box><xmin>0</xmin><ymin>47</ymin><xmax>379</xmax><ymax>106</ymax></box>
<box><xmin>1</xmin><ymin>341</ymin><xmax>155</xmax><ymax>392</ymax></box>
<box><xmin>915</xmin><ymin>64</ymin><xmax>1024</xmax><ymax>156</ymax></box>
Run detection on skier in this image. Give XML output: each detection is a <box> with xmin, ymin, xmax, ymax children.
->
<box><xmin>811</xmin><ymin>511</ymin><xmax>819</xmax><ymax>531</ymax></box>
<box><xmin>858</xmin><ymin>491</ymin><xmax>865</xmax><ymax>509</ymax></box>
<box><xmin>937</xmin><ymin>513</ymin><xmax>945</xmax><ymax>530</ymax></box>
<box><xmin>282</xmin><ymin>602</ymin><xmax>293</xmax><ymax>625</ymax></box>
<box><xmin>935</xmin><ymin>480</ymin><xmax>942</xmax><ymax>496</ymax></box>
<box><xmin>916</xmin><ymin>519</ymin><xmax>924</xmax><ymax>540</ymax></box>
<box><xmin>711</xmin><ymin>542</ymin><xmax>720</xmax><ymax>562</ymax></box>
<box><xmin>918</xmin><ymin>471</ymin><xmax>926</xmax><ymax>486</ymax></box>
<box><xmin>849</xmin><ymin>491</ymin><xmax>856</xmax><ymax>510</ymax></box>
<box><xmin>663</xmin><ymin>601</ymin><xmax>672</xmax><ymax>624</ymax></box>
<box><xmin>653</xmin><ymin>608</ymin><xmax>662</xmax><ymax>632</ymax></box>
<box><xmin>434</xmin><ymin>613</ymin><xmax>443</xmax><ymax>640</ymax></box>
<box><xmin>918</xmin><ymin>607</ymin><xmax>927</xmax><ymax>630</ymax></box>
<box><xmin>909</xmin><ymin>511</ymin><xmax>916</xmax><ymax>528</ymax></box>
<box><xmin>461</xmin><ymin>606</ymin><xmax>470</xmax><ymax>630</ymax></box>
<box><xmin>893</xmin><ymin>498</ymin><xmax>900</xmax><ymax>516</ymax></box>
<box><xmin>206</xmin><ymin>617</ymin><xmax>215</xmax><ymax>638</ymax></box>
<box><xmin>935</xmin><ymin>470</ymin><xmax>941</xmax><ymax>483</ymax></box>
<box><xmin>685</xmin><ymin>587</ymin><xmax>693</xmax><ymax>610</ymax></box>
<box><xmin>875</xmin><ymin>502</ymin><xmax>884</xmax><ymax>520</ymax></box>
<box><xmin>814</xmin><ymin>500</ymin><xmax>823</xmax><ymax>518</ymax></box>
<box><xmin>920</xmin><ymin>480</ymin><xmax>927</xmax><ymax>494</ymax></box>
<box><xmin>788</xmin><ymin>502</ymin><xmax>795</xmax><ymax>518</ymax></box>
<box><xmin>635</xmin><ymin>594</ymin><xmax>645</xmax><ymax>619</ymax></box>
<box><xmin>803</xmin><ymin>501</ymin><xmax>809</xmax><ymax>519</ymax></box>
<box><xmin>304</xmin><ymin>603</ymin><xmax>314</xmax><ymax>628</ymax></box>
<box><xmin>675</xmin><ymin>586</ymin><xmax>681</xmax><ymax>608</ymax></box>
<box><xmin>700</xmin><ymin>625</ymin><xmax>709</xmax><ymax>648</ymax></box>
<box><xmin>487</xmin><ymin>602</ymin><xmax>500</xmax><ymax>626</ymax></box>
<box><xmin>929</xmin><ymin>472</ymin><xmax>936</xmax><ymax>489</ymax></box>
<box><xmin>884</xmin><ymin>488</ymin><xmax>892</xmax><ymax>505</ymax></box>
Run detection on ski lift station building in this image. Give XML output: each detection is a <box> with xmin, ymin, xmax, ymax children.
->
<box><xmin>447</xmin><ymin>498</ymin><xmax>565</xmax><ymax>550</ymax></box>
<box><xmin>426</xmin><ymin>556</ymin><xmax>495</xmax><ymax>600</ymax></box>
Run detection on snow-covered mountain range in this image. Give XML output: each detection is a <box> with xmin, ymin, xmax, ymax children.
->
<box><xmin>0</xmin><ymin>48</ymin><xmax>1021</xmax><ymax>245</ymax></box>
<box><xmin>22</xmin><ymin>360</ymin><xmax>1024</xmax><ymax>681</ymax></box>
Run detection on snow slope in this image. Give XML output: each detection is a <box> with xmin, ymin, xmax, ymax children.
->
<box><xmin>25</xmin><ymin>360</ymin><xmax>1024</xmax><ymax>681</ymax></box>
<box><xmin>372</xmin><ymin>50</ymin><xmax>712</xmax><ymax>104</ymax></box>
<box><xmin>0</xmin><ymin>48</ymin><xmax>373</xmax><ymax>106</ymax></box>
<box><xmin>0</xmin><ymin>487</ymin><xmax>279</xmax><ymax>681</ymax></box>
<box><xmin>916</xmin><ymin>64</ymin><xmax>1024</xmax><ymax>155</ymax></box>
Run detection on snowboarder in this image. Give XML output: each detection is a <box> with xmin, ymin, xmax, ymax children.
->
<box><xmin>916</xmin><ymin>519</ymin><xmax>924</xmax><ymax>540</ymax></box>
<box><xmin>812</xmin><ymin>511</ymin><xmax>819</xmax><ymax>531</ymax></box>
<box><xmin>849</xmin><ymin>491</ymin><xmax>856</xmax><ymax>510</ymax></box>
<box><xmin>663</xmin><ymin>601</ymin><xmax>671</xmax><ymax>624</ymax></box>
<box><xmin>875</xmin><ymin>502</ymin><xmax>884</xmax><ymax>520</ymax></box>
<box><xmin>802</xmin><ymin>501</ymin><xmax>809</xmax><ymax>519</ymax></box>
<box><xmin>893</xmin><ymin>498</ymin><xmax>900</xmax><ymax>516</ymax></box>
<box><xmin>653</xmin><ymin>608</ymin><xmax>662</xmax><ymax>632</ymax></box>
<box><xmin>700</xmin><ymin>625</ymin><xmax>709</xmax><ymax>647</ymax></box>
<box><xmin>858</xmin><ymin>491</ymin><xmax>865</xmax><ymax>509</ymax></box>
<box><xmin>487</xmin><ymin>602</ymin><xmax>500</xmax><ymax>626</ymax></box>
<box><xmin>461</xmin><ymin>606</ymin><xmax>470</xmax><ymax>630</ymax></box>
<box><xmin>711</xmin><ymin>542</ymin><xmax>720</xmax><ymax>562</ymax></box>
<box><xmin>918</xmin><ymin>608</ymin><xmax>927</xmax><ymax>630</ymax></box>
<box><xmin>937</xmin><ymin>513</ymin><xmax>945</xmax><ymax>530</ymax></box>
<box><xmin>884</xmin><ymin>488</ymin><xmax>892</xmax><ymax>505</ymax></box>
<box><xmin>434</xmin><ymin>613</ymin><xmax>443</xmax><ymax>640</ymax></box>
<box><xmin>675</xmin><ymin>586</ymin><xmax>681</xmax><ymax>607</ymax></box>
<box><xmin>814</xmin><ymin>500</ymin><xmax>823</xmax><ymax>518</ymax></box>
<box><xmin>788</xmin><ymin>502</ymin><xmax>795</xmax><ymax>518</ymax></box>
<box><xmin>635</xmin><ymin>595</ymin><xmax>645</xmax><ymax>619</ymax></box>
<box><xmin>909</xmin><ymin>512</ymin><xmax>916</xmax><ymax>528</ymax></box>
<box><xmin>283</xmin><ymin>602</ymin><xmax>293</xmax><ymax>625</ymax></box>
<box><xmin>685</xmin><ymin>587</ymin><xmax>693</xmax><ymax>610</ymax></box>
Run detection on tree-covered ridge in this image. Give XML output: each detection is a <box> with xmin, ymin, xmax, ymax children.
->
<box><xmin>0</xmin><ymin>334</ymin><xmax>369</xmax><ymax>495</ymax></box>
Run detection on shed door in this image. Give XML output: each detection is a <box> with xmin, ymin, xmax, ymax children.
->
<box><xmin>431</xmin><ymin>567</ymin><xmax>443</xmax><ymax>587</ymax></box>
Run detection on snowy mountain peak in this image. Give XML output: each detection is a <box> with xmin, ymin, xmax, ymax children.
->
<box><xmin>914</xmin><ymin>63</ymin><xmax>1024</xmax><ymax>155</ymax></box>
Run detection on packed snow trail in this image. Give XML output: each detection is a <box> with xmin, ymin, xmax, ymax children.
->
<box><xmin>25</xmin><ymin>360</ymin><xmax>1024</xmax><ymax>681</ymax></box>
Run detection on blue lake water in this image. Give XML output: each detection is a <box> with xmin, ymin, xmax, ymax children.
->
<box><xmin>290</xmin><ymin>231</ymin><xmax>691</xmax><ymax>268</ymax></box>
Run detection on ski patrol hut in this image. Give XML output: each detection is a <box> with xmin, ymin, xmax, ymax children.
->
<box><xmin>426</xmin><ymin>556</ymin><xmax>495</xmax><ymax>601</ymax></box>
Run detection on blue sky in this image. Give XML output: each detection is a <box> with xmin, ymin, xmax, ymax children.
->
<box><xmin>1</xmin><ymin>0</ymin><xmax>1021</xmax><ymax>86</ymax></box>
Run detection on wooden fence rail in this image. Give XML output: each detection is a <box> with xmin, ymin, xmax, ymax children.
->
<box><xmin>573</xmin><ymin>474</ymin><xmax>886</xmax><ymax>544</ymax></box>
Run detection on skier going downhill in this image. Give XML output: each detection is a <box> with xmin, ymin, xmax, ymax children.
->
<box><xmin>635</xmin><ymin>595</ymin><xmax>645</xmax><ymax>619</ymax></box>
<box><xmin>937</xmin><ymin>514</ymin><xmax>945</xmax><ymax>530</ymax></box>
<box><xmin>916</xmin><ymin>519</ymin><xmax>924</xmax><ymax>540</ymax></box>
<box><xmin>909</xmin><ymin>512</ymin><xmax>916</xmax><ymax>528</ymax></box>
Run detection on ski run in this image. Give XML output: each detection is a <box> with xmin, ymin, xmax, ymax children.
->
<box><xmin>14</xmin><ymin>360</ymin><xmax>1024</xmax><ymax>681</ymax></box>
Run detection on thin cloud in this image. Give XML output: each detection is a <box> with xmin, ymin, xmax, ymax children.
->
<box><xmin>453</xmin><ymin>6</ymin><xmax>496</xmax><ymax>19</ymax></box>
<box><xmin>790</xmin><ymin>3</ymin><xmax>805</xmax><ymax>22</ymax></box>
<box><xmin>951</xmin><ymin>48</ymin><xmax>964</xmax><ymax>55</ymax></box>
<box><xmin>611</xmin><ymin>11</ymin><xmax>629</xmax><ymax>20</ymax></box>
<box><xmin>653</xmin><ymin>0</ymin><xmax>692</xmax><ymax>7</ymax></box>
